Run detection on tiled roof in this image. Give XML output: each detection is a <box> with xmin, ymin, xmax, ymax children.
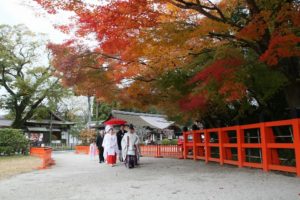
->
<box><xmin>111</xmin><ymin>110</ymin><xmax>174</xmax><ymax>129</ymax></box>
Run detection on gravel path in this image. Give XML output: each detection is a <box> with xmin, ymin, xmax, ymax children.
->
<box><xmin>0</xmin><ymin>151</ymin><xmax>299</xmax><ymax>200</ymax></box>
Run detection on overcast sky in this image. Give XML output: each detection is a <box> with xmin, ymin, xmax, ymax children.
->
<box><xmin>0</xmin><ymin>0</ymin><xmax>70</xmax><ymax>43</ymax></box>
<box><xmin>0</xmin><ymin>0</ymin><xmax>89</xmax><ymax>116</ymax></box>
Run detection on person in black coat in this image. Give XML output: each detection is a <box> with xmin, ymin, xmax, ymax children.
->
<box><xmin>96</xmin><ymin>130</ymin><xmax>105</xmax><ymax>163</ymax></box>
<box><xmin>117</xmin><ymin>124</ymin><xmax>127</xmax><ymax>162</ymax></box>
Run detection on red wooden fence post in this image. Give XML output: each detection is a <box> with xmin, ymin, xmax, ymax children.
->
<box><xmin>269</xmin><ymin>130</ymin><xmax>280</xmax><ymax>165</ymax></box>
<box><xmin>155</xmin><ymin>145</ymin><xmax>163</xmax><ymax>158</ymax></box>
<box><xmin>261</xmin><ymin>122</ymin><xmax>270</xmax><ymax>172</ymax></box>
<box><xmin>178</xmin><ymin>144</ymin><xmax>183</xmax><ymax>159</ymax></box>
<box><xmin>193</xmin><ymin>130</ymin><xmax>197</xmax><ymax>160</ymax></box>
<box><xmin>204</xmin><ymin>130</ymin><xmax>209</xmax><ymax>163</ymax></box>
<box><xmin>183</xmin><ymin>132</ymin><xmax>187</xmax><ymax>159</ymax></box>
<box><xmin>237</xmin><ymin>126</ymin><xmax>243</xmax><ymax>168</ymax></box>
<box><xmin>293</xmin><ymin>119</ymin><xmax>300</xmax><ymax>177</ymax></box>
<box><xmin>219</xmin><ymin>128</ymin><xmax>224</xmax><ymax>165</ymax></box>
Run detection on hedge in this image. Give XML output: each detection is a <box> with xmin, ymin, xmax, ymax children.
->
<box><xmin>161</xmin><ymin>139</ymin><xmax>178</xmax><ymax>145</ymax></box>
<box><xmin>0</xmin><ymin>128</ymin><xmax>29</xmax><ymax>156</ymax></box>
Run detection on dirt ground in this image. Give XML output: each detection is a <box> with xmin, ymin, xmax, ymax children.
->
<box><xmin>0</xmin><ymin>155</ymin><xmax>41</xmax><ymax>180</ymax></box>
<box><xmin>0</xmin><ymin>151</ymin><xmax>299</xmax><ymax>200</ymax></box>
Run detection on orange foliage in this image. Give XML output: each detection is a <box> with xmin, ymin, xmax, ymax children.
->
<box><xmin>33</xmin><ymin>0</ymin><xmax>300</xmax><ymax>121</ymax></box>
<box><xmin>188</xmin><ymin>58</ymin><xmax>243</xmax><ymax>84</ymax></box>
<box><xmin>219</xmin><ymin>81</ymin><xmax>247</xmax><ymax>102</ymax></box>
<box><xmin>179</xmin><ymin>93</ymin><xmax>208</xmax><ymax>111</ymax></box>
<box><xmin>260</xmin><ymin>34</ymin><xmax>300</xmax><ymax>66</ymax></box>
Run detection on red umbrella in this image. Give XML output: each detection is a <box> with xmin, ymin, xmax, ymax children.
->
<box><xmin>104</xmin><ymin>118</ymin><xmax>127</xmax><ymax>125</ymax></box>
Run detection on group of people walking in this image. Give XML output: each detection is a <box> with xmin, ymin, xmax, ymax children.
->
<box><xmin>94</xmin><ymin>124</ymin><xmax>140</xmax><ymax>168</ymax></box>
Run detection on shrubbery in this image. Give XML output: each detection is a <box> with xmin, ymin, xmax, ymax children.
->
<box><xmin>161</xmin><ymin>139</ymin><xmax>178</xmax><ymax>145</ymax></box>
<box><xmin>0</xmin><ymin>129</ymin><xmax>29</xmax><ymax>156</ymax></box>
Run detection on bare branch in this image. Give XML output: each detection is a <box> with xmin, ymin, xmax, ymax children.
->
<box><xmin>168</xmin><ymin>0</ymin><xmax>242</xmax><ymax>29</ymax></box>
<box><xmin>133</xmin><ymin>76</ymin><xmax>156</xmax><ymax>82</ymax></box>
<box><xmin>208</xmin><ymin>32</ymin><xmax>261</xmax><ymax>53</ymax></box>
<box><xmin>1</xmin><ymin>67</ymin><xmax>16</xmax><ymax>97</ymax></box>
<box><xmin>207</xmin><ymin>0</ymin><xmax>226</xmax><ymax>20</ymax></box>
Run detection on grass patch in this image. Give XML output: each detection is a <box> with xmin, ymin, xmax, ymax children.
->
<box><xmin>0</xmin><ymin>155</ymin><xmax>41</xmax><ymax>180</ymax></box>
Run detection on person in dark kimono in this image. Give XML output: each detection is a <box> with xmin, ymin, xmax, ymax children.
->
<box><xmin>96</xmin><ymin>130</ymin><xmax>105</xmax><ymax>163</ymax></box>
<box><xmin>117</xmin><ymin>124</ymin><xmax>127</xmax><ymax>162</ymax></box>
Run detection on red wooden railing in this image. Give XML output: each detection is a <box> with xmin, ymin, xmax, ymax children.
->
<box><xmin>30</xmin><ymin>147</ymin><xmax>55</xmax><ymax>169</ymax></box>
<box><xmin>140</xmin><ymin>145</ymin><xmax>183</xmax><ymax>158</ymax></box>
<box><xmin>75</xmin><ymin>145</ymin><xmax>90</xmax><ymax>154</ymax></box>
<box><xmin>75</xmin><ymin>145</ymin><xmax>100</xmax><ymax>155</ymax></box>
<box><xmin>183</xmin><ymin>118</ymin><xmax>300</xmax><ymax>176</ymax></box>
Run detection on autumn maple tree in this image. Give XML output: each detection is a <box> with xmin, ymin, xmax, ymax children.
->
<box><xmin>33</xmin><ymin>0</ymin><xmax>300</xmax><ymax>126</ymax></box>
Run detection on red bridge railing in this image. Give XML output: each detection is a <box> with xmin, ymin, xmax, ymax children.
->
<box><xmin>183</xmin><ymin>118</ymin><xmax>300</xmax><ymax>176</ymax></box>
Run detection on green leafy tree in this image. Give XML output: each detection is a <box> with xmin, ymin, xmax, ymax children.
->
<box><xmin>93</xmin><ymin>100</ymin><xmax>116</xmax><ymax>121</ymax></box>
<box><xmin>0</xmin><ymin>24</ymin><xmax>70</xmax><ymax>128</ymax></box>
<box><xmin>69</xmin><ymin>122</ymin><xmax>85</xmax><ymax>140</ymax></box>
<box><xmin>0</xmin><ymin>128</ymin><xmax>29</xmax><ymax>155</ymax></box>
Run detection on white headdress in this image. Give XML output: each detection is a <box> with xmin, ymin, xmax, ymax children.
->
<box><xmin>105</xmin><ymin>125</ymin><xmax>113</xmax><ymax>133</ymax></box>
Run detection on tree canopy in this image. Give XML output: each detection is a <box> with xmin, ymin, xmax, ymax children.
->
<box><xmin>0</xmin><ymin>24</ymin><xmax>70</xmax><ymax>128</ymax></box>
<box><xmin>33</xmin><ymin>0</ymin><xmax>300</xmax><ymax>126</ymax></box>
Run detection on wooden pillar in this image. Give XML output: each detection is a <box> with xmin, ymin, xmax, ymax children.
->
<box><xmin>269</xmin><ymin>127</ymin><xmax>280</xmax><ymax>165</ymax></box>
<box><xmin>183</xmin><ymin>132</ymin><xmax>187</xmax><ymax>159</ymax></box>
<box><xmin>193</xmin><ymin>130</ymin><xmax>197</xmax><ymax>160</ymax></box>
<box><xmin>204</xmin><ymin>130</ymin><xmax>209</xmax><ymax>163</ymax></box>
<box><xmin>237</xmin><ymin>126</ymin><xmax>244</xmax><ymax>168</ymax></box>
<box><xmin>219</xmin><ymin>128</ymin><xmax>224</xmax><ymax>165</ymax></box>
<box><xmin>261</xmin><ymin>123</ymin><xmax>270</xmax><ymax>172</ymax></box>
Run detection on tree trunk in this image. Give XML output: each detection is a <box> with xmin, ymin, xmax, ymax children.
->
<box><xmin>11</xmin><ymin>119</ymin><xmax>24</xmax><ymax>129</ymax></box>
<box><xmin>11</xmin><ymin>109</ymin><xmax>25</xmax><ymax>129</ymax></box>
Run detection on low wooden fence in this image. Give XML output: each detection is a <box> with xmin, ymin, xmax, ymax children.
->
<box><xmin>140</xmin><ymin>145</ymin><xmax>183</xmax><ymax>158</ymax></box>
<box><xmin>75</xmin><ymin>145</ymin><xmax>90</xmax><ymax>154</ymax></box>
<box><xmin>183</xmin><ymin>118</ymin><xmax>300</xmax><ymax>176</ymax></box>
<box><xmin>30</xmin><ymin>147</ymin><xmax>55</xmax><ymax>169</ymax></box>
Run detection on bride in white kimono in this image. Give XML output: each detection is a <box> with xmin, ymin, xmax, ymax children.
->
<box><xmin>121</xmin><ymin>124</ymin><xmax>140</xmax><ymax>168</ymax></box>
<box><xmin>102</xmin><ymin>125</ymin><xmax>119</xmax><ymax>166</ymax></box>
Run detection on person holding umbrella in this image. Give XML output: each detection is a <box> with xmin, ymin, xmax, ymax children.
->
<box><xmin>104</xmin><ymin>118</ymin><xmax>127</xmax><ymax>163</ymax></box>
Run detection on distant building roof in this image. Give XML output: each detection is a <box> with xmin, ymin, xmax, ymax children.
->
<box><xmin>27</xmin><ymin>127</ymin><xmax>48</xmax><ymax>132</ymax></box>
<box><xmin>27</xmin><ymin>127</ymin><xmax>61</xmax><ymax>132</ymax></box>
<box><xmin>87</xmin><ymin>121</ymin><xmax>105</xmax><ymax>129</ymax></box>
<box><xmin>26</xmin><ymin>120</ymin><xmax>75</xmax><ymax>125</ymax></box>
<box><xmin>111</xmin><ymin>110</ymin><xmax>174</xmax><ymax>129</ymax></box>
<box><xmin>0</xmin><ymin>112</ymin><xmax>75</xmax><ymax>128</ymax></box>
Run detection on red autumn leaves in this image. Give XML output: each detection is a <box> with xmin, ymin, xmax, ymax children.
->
<box><xmin>180</xmin><ymin>58</ymin><xmax>246</xmax><ymax>111</ymax></box>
